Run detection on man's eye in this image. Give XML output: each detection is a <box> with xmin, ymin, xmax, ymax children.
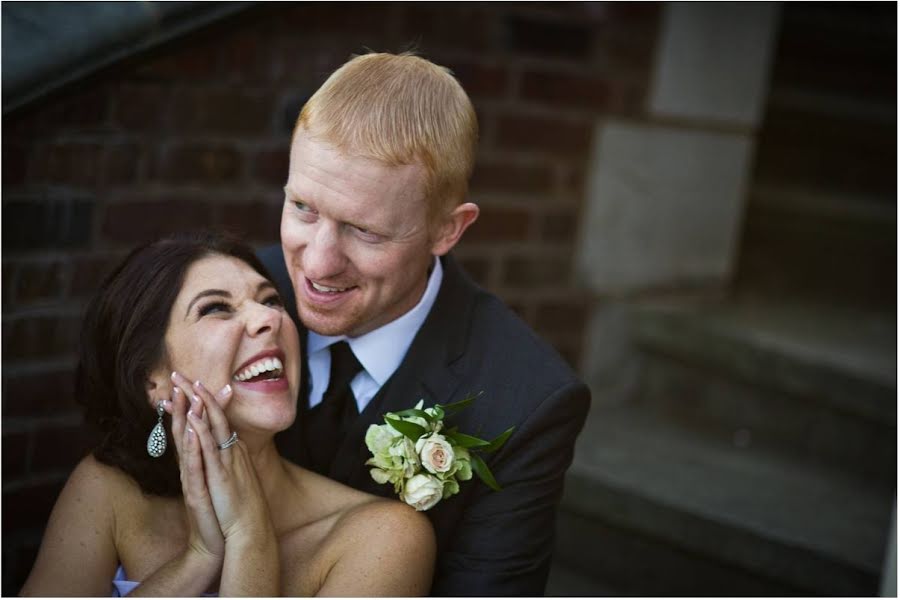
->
<box><xmin>352</xmin><ymin>225</ymin><xmax>383</xmax><ymax>243</ymax></box>
<box><xmin>293</xmin><ymin>201</ymin><xmax>318</xmax><ymax>222</ymax></box>
<box><xmin>198</xmin><ymin>302</ymin><xmax>230</xmax><ymax>316</ymax></box>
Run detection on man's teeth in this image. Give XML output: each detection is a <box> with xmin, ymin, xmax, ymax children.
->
<box><xmin>311</xmin><ymin>281</ymin><xmax>350</xmax><ymax>293</ymax></box>
<box><xmin>234</xmin><ymin>357</ymin><xmax>284</xmax><ymax>382</ymax></box>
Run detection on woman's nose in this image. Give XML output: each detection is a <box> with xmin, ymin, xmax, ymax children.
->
<box><xmin>246</xmin><ymin>303</ymin><xmax>281</xmax><ymax>336</ymax></box>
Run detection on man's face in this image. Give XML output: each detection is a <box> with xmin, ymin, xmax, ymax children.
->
<box><xmin>281</xmin><ymin>131</ymin><xmax>437</xmax><ymax>338</ymax></box>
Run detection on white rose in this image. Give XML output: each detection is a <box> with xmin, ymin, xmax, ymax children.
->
<box><xmin>416</xmin><ymin>434</ymin><xmax>455</xmax><ymax>474</ymax></box>
<box><xmin>402</xmin><ymin>474</ymin><xmax>444</xmax><ymax>511</ymax></box>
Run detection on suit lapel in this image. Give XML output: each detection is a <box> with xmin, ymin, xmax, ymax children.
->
<box><xmin>329</xmin><ymin>254</ymin><xmax>479</xmax><ymax>487</ymax></box>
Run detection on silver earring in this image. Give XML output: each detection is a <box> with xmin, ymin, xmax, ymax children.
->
<box><xmin>147</xmin><ymin>402</ymin><xmax>166</xmax><ymax>458</ymax></box>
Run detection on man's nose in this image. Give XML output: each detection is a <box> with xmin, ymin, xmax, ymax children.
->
<box><xmin>302</xmin><ymin>222</ymin><xmax>346</xmax><ymax>280</ymax></box>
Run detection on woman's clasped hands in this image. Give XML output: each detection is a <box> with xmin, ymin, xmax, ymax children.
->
<box><xmin>165</xmin><ymin>371</ymin><xmax>278</xmax><ymax>585</ymax></box>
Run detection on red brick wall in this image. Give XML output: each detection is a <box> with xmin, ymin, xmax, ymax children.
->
<box><xmin>1</xmin><ymin>3</ymin><xmax>660</xmax><ymax>591</ymax></box>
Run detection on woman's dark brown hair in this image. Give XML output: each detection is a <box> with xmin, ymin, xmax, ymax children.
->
<box><xmin>76</xmin><ymin>231</ymin><xmax>275</xmax><ymax>496</ymax></box>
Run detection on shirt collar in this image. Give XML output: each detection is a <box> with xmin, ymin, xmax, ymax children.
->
<box><xmin>307</xmin><ymin>256</ymin><xmax>443</xmax><ymax>386</ymax></box>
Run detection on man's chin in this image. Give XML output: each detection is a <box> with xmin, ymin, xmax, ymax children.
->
<box><xmin>297</xmin><ymin>305</ymin><xmax>360</xmax><ymax>337</ymax></box>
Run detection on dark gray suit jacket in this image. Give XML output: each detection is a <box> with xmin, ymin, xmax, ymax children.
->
<box><xmin>259</xmin><ymin>246</ymin><xmax>590</xmax><ymax>596</ymax></box>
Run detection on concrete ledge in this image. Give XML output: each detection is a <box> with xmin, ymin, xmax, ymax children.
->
<box><xmin>630</xmin><ymin>299</ymin><xmax>896</xmax><ymax>424</ymax></box>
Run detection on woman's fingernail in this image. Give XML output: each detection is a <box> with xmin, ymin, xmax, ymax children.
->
<box><xmin>217</xmin><ymin>384</ymin><xmax>232</xmax><ymax>399</ymax></box>
<box><xmin>172</xmin><ymin>388</ymin><xmax>181</xmax><ymax>398</ymax></box>
<box><xmin>171</xmin><ymin>371</ymin><xmax>178</xmax><ymax>381</ymax></box>
<box><xmin>191</xmin><ymin>395</ymin><xmax>201</xmax><ymax>406</ymax></box>
<box><xmin>194</xmin><ymin>380</ymin><xmax>205</xmax><ymax>391</ymax></box>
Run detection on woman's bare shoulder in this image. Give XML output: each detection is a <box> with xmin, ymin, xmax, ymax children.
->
<box><xmin>67</xmin><ymin>454</ymin><xmax>140</xmax><ymax>499</ymax></box>
<box><xmin>19</xmin><ymin>455</ymin><xmax>129</xmax><ymax>596</ymax></box>
<box><xmin>304</xmin><ymin>497</ymin><xmax>435</xmax><ymax>596</ymax></box>
<box><xmin>341</xmin><ymin>496</ymin><xmax>435</xmax><ymax>551</ymax></box>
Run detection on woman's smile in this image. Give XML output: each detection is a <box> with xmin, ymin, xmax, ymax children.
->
<box><xmin>161</xmin><ymin>255</ymin><xmax>301</xmax><ymax>432</ymax></box>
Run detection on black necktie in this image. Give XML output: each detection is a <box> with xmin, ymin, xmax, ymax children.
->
<box><xmin>306</xmin><ymin>341</ymin><xmax>363</xmax><ymax>475</ymax></box>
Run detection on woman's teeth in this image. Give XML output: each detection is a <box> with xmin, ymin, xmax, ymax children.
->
<box><xmin>234</xmin><ymin>357</ymin><xmax>284</xmax><ymax>382</ymax></box>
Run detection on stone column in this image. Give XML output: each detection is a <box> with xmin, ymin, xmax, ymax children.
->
<box><xmin>576</xmin><ymin>2</ymin><xmax>780</xmax><ymax>405</ymax></box>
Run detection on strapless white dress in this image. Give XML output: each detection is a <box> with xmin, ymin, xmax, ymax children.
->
<box><xmin>111</xmin><ymin>565</ymin><xmax>218</xmax><ymax>597</ymax></box>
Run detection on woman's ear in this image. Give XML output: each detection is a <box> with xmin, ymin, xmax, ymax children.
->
<box><xmin>145</xmin><ymin>365</ymin><xmax>171</xmax><ymax>408</ymax></box>
<box><xmin>430</xmin><ymin>202</ymin><xmax>480</xmax><ymax>257</ymax></box>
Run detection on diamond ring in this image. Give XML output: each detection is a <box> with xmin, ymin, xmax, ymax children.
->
<box><xmin>217</xmin><ymin>431</ymin><xmax>238</xmax><ymax>450</ymax></box>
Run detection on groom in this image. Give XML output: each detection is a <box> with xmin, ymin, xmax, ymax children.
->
<box><xmin>262</xmin><ymin>52</ymin><xmax>590</xmax><ymax>596</ymax></box>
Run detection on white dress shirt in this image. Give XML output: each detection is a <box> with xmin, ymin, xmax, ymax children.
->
<box><xmin>306</xmin><ymin>256</ymin><xmax>443</xmax><ymax>412</ymax></box>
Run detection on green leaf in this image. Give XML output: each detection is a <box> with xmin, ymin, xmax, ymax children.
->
<box><xmin>392</xmin><ymin>408</ymin><xmax>434</xmax><ymax>423</ymax></box>
<box><xmin>470</xmin><ymin>453</ymin><xmax>501</xmax><ymax>491</ymax></box>
<box><xmin>384</xmin><ymin>416</ymin><xmax>427</xmax><ymax>441</ymax></box>
<box><xmin>480</xmin><ymin>426</ymin><xmax>515</xmax><ymax>453</ymax></box>
<box><xmin>446</xmin><ymin>432</ymin><xmax>490</xmax><ymax>449</ymax></box>
<box><xmin>437</xmin><ymin>391</ymin><xmax>484</xmax><ymax>416</ymax></box>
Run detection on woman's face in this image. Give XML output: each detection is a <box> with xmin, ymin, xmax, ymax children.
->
<box><xmin>156</xmin><ymin>254</ymin><xmax>301</xmax><ymax>435</ymax></box>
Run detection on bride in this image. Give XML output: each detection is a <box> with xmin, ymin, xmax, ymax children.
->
<box><xmin>21</xmin><ymin>232</ymin><xmax>435</xmax><ymax>596</ymax></box>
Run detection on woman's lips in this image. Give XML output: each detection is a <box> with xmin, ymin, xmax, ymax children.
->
<box><xmin>234</xmin><ymin>377</ymin><xmax>289</xmax><ymax>393</ymax></box>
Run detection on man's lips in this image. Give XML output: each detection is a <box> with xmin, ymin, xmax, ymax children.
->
<box><xmin>303</xmin><ymin>277</ymin><xmax>357</xmax><ymax>305</ymax></box>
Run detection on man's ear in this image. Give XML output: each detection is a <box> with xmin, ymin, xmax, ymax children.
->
<box><xmin>430</xmin><ymin>202</ymin><xmax>480</xmax><ymax>256</ymax></box>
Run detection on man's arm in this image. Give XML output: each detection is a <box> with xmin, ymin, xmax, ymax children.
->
<box><xmin>431</xmin><ymin>380</ymin><xmax>591</xmax><ymax>596</ymax></box>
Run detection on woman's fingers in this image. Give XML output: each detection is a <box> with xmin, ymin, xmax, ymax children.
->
<box><xmin>187</xmin><ymin>407</ymin><xmax>226</xmax><ymax>482</ymax></box>
<box><xmin>181</xmin><ymin>419</ymin><xmax>225</xmax><ymax>557</ymax></box>
<box><xmin>171</xmin><ymin>371</ymin><xmax>204</xmax><ymax>421</ymax></box>
<box><xmin>193</xmin><ymin>380</ymin><xmax>234</xmax><ymax>453</ymax></box>
<box><xmin>167</xmin><ymin>387</ymin><xmax>188</xmax><ymax>457</ymax></box>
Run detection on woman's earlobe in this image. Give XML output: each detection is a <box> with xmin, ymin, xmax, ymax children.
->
<box><xmin>144</xmin><ymin>368</ymin><xmax>171</xmax><ymax>408</ymax></box>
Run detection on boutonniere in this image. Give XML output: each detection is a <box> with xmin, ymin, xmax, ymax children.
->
<box><xmin>364</xmin><ymin>393</ymin><xmax>514</xmax><ymax>511</ymax></box>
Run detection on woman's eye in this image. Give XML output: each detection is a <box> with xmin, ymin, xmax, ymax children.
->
<box><xmin>263</xmin><ymin>294</ymin><xmax>284</xmax><ymax>308</ymax></box>
<box><xmin>198</xmin><ymin>302</ymin><xmax>230</xmax><ymax>317</ymax></box>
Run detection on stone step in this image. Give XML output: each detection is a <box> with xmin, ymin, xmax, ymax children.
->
<box><xmin>629</xmin><ymin>297</ymin><xmax>897</xmax><ymax>480</ymax></box>
<box><xmin>546</xmin><ymin>560</ymin><xmax>620</xmax><ymax>596</ymax></box>
<box><xmin>737</xmin><ymin>187</ymin><xmax>896</xmax><ymax>310</ymax></box>
<box><xmin>556</xmin><ymin>406</ymin><xmax>895</xmax><ymax>595</ymax></box>
<box><xmin>753</xmin><ymin>102</ymin><xmax>897</xmax><ymax>200</ymax></box>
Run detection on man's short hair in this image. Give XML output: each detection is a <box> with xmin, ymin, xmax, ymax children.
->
<box><xmin>294</xmin><ymin>52</ymin><xmax>478</xmax><ymax>222</ymax></box>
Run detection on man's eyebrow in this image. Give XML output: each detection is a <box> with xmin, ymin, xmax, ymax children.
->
<box><xmin>185</xmin><ymin>289</ymin><xmax>231</xmax><ymax>318</ymax></box>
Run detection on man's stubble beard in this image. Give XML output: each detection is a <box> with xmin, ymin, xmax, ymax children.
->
<box><xmin>296</xmin><ymin>300</ymin><xmax>366</xmax><ymax>337</ymax></box>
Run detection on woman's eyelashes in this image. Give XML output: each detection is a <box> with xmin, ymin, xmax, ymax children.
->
<box><xmin>197</xmin><ymin>294</ymin><xmax>284</xmax><ymax>318</ymax></box>
<box><xmin>198</xmin><ymin>300</ymin><xmax>231</xmax><ymax>317</ymax></box>
<box><xmin>263</xmin><ymin>293</ymin><xmax>284</xmax><ymax>308</ymax></box>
